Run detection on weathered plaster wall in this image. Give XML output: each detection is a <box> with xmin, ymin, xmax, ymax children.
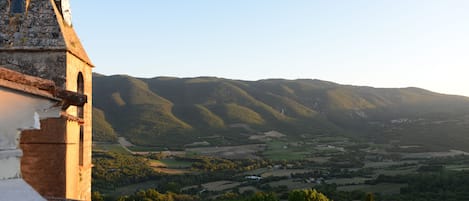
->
<box><xmin>0</xmin><ymin>179</ymin><xmax>45</xmax><ymax>201</ymax></box>
<box><xmin>0</xmin><ymin>88</ymin><xmax>60</xmax><ymax>153</ymax></box>
<box><xmin>0</xmin><ymin>87</ymin><xmax>60</xmax><ymax>180</ymax></box>
<box><xmin>0</xmin><ymin>151</ymin><xmax>21</xmax><ymax>181</ymax></box>
<box><xmin>0</xmin><ymin>87</ymin><xmax>62</xmax><ymax>201</ymax></box>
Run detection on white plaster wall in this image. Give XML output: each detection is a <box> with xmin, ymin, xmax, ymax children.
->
<box><xmin>0</xmin><ymin>88</ymin><xmax>61</xmax><ymax>150</ymax></box>
<box><xmin>0</xmin><ymin>150</ymin><xmax>22</xmax><ymax>180</ymax></box>
<box><xmin>0</xmin><ymin>87</ymin><xmax>61</xmax><ymax>201</ymax></box>
<box><xmin>0</xmin><ymin>179</ymin><xmax>45</xmax><ymax>201</ymax></box>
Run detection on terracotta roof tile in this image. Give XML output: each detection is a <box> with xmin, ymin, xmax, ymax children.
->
<box><xmin>0</xmin><ymin>67</ymin><xmax>87</xmax><ymax>107</ymax></box>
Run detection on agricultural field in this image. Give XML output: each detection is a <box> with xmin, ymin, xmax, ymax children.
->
<box><xmin>94</xmin><ymin>131</ymin><xmax>469</xmax><ymax>201</ymax></box>
<box><xmin>186</xmin><ymin>144</ymin><xmax>266</xmax><ymax>159</ymax></box>
<box><xmin>113</xmin><ymin>181</ymin><xmax>159</xmax><ymax>197</ymax></box>
<box><xmin>148</xmin><ymin>159</ymin><xmax>191</xmax><ymax>174</ymax></box>
<box><xmin>93</xmin><ymin>143</ymin><xmax>131</xmax><ymax>155</ymax></box>
<box><xmin>262</xmin><ymin>140</ymin><xmax>310</xmax><ymax>161</ymax></box>
<box><xmin>202</xmin><ymin>181</ymin><xmax>241</xmax><ymax>191</ymax></box>
<box><xmin>337</xmin><ymin>183</ymin><xmax>407</xmax><ymax>195</ymax></box>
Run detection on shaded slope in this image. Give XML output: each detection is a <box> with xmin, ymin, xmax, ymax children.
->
<box><xmin>92</xmin><ymin>107</ymin><xmax>118</xmax><ymax>142</ymax></box>
<box><xmin>93</xmin><ymin>75</ymin><xmax>191</xmax><ymax>145</ymax></box>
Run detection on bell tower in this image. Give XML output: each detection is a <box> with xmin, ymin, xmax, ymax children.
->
<box><xmin>0</xmin><ymin>0</ymin><xmax>93</xmax><ymax>200</ymax></box>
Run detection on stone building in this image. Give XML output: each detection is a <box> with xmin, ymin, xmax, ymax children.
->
<box><xmin>0</xmin><ymin>0</ymin><xmax>93</xmax><ymax>200</ymax></box>
<box><xmin>0</xmin><ymin>67</ymin><xmax>87</xmax><ymax>201</ymax></box>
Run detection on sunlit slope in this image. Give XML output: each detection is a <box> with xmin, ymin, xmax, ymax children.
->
<box><xmin>145</xmin><ymin>78</ymin><xmax>288</xmax><ymax>122</ymax></box>
<box><xmin>93</xmin><ymin>75</ymin><xmax>469</xmax><ymax>151</ymax></box>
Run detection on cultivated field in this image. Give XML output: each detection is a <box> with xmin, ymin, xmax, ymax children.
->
<box><xmin>186</xmin><ymin>144</ymin><xmax>266</xmax><ymax>159</ymax></box>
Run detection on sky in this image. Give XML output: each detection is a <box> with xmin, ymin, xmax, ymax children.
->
<box><xmin>72</xmin><ymin>0</ymin><xmax>469</xmax><ymax>97</ymax></box>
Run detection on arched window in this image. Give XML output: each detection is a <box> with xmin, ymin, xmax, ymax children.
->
<box><xmin>77</xmin><ymin>73</ymin><xmax>84</xmax><ymax>118</ymax></box>
<box><xmin>10</xmin><ymin>0</ymin><xmax>25</xmax><ymax>13</ymax></box>
<box><xmin>79</xmin><ymin>126</ymin><xmax>84</xmax><ymax>166</ymax></box>
<box><xmin>77</xmin><ymin>73</ymin><xmax>84</xmax><ymax>166</ymax></box>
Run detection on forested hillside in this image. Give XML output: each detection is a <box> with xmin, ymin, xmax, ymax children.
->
<box><xmin>92</xmin><ymin>74</ymin><xmax>469</xmax><ymax>151</ymax></box>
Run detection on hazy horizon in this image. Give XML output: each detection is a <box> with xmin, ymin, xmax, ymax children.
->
<box><xmin>93</xmin><ymin>72</ymin><xmax>469</xmax><ymax>98</ymax></box>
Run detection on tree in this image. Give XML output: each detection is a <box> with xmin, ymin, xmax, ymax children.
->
<box><xmin>250</xmin><ymin>192</ymin><xmax>279</xmax><ymax>201</ymax></box>
<box><xmin>288</xmin><ymin>189</ymin><xmax>330</xmax><ymax>201</ymax></box>
<box><xmin>366</xmin><ymin>193</ymin><xmax>374</xmax><ymax>201</ymax></box>
<box><xmin>91</xmin><ymin>191</ymin><xmax>104</xmax><ymax>201</ymax></box>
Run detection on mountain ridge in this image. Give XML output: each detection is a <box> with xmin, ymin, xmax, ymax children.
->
<box><xmin>93</xmin><ymin>74</ymin><xmax>469</xmax><ymax>151</ymax></box>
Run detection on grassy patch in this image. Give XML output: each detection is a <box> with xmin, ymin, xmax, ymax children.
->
<box><xmin>160</xmin><ymin>159</ymin><xmax>193</xmax><ymax>169</ymax></box>
<box><xmin>373</xmin><ymin>166</ymin><xmax>419</xmax><ymax>177</ymax></box>
<box><xmin>325</xmin><ymin>177</ymin><xmax>369</xmax><ymax>185</ymax></box>
<box><xmin>93</xmin><ymin>144</ymin><xmax>130</xmax><ymax>154</ymax></box>
<box><xmin>260</xmin><ymin>169</ymin><xmax>311</xmax><ymax>177</ymax></box>
<box><xmin>337</xmin><ymin>183</ymin><xmax>407</xmax><ymax>195</ymax></box>
<box><xmin>111</xmin><ymin>181</ymin><xmax>158</xmax><ymax>196</ymax></box>
<box><xmin>445</xmin><ymin>164</ymin><xmax>469</xmax><ymax>171</ymax></box>
<box><xmin>263</xmin><ymin>140</ymin><xmax>308</xmax><ymax>161</ymax></box>
<box><xmin>128</xmin><ymin>146</ymin><xmax>167</xmax><ymax>152</ymax></box>
<box><xmin>202</xmin><ymin>181</ymin><xmax>241</xmax><ymax>191</ymax></box>
<box><xmin>267</xmin><ymin>179</ymin><xmax>314</xmax><ymax>190</ymax></box>
<box><xmin>148</xmin><ymin>159</ymin><xmax>191</xmax><ymax>174</ymax></box>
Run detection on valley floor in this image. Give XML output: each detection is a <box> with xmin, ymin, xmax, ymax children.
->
<box><xmin>93</xmin><ymin>131</ymin><xmax>469</xmax><ymax>201</ymax></box>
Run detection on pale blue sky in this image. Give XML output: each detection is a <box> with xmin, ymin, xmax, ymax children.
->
<box><xmin>72</xmin><ymin>1</ymin><xmax>469</xmax><ymax>97</ymax></box>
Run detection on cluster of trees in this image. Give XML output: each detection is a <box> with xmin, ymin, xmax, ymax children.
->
<box><xmin>92</xmin><ymin>151</ymin><xmax>374</xmax><ymax>201</ymax></box>
<box><xmin>92</xmin><ymin>189</ymin><xmax>196</xmax><ymax>201</ymax></box>
<box><xmin>210</xmin><ymin>189</ymin><xmax>332</xmax><ymax>201</ymax></box>
<box><xmin>93</xmin><ymin>150</ymin><xmax>469</xmax><ymax>201</ymax></box>
<box><xmin>287</xmin><ymin>189</ymin><xmax>331</xmax><ymax>201</ymax></box>
<box><xmin>188</xmin><ymin>156</ymin><xmax>272</xmax><ymax>172</ymax></box>
<box><xmin>371</xmin><ymin>171</ymin><xmax>469</xmax><ymax>201</ymax></box>
<box><xmin>325</xmin><ymin>151</ymin><xmax>365</xmax><ymax>168</ymax></box>
<box><xmin>93</xmin><ymin>189</ymin><xmax>332</xmax><ymax>201</ymax></box>
<box><xmin>119</xmin><ymin>189</ymin><xmax>196</xmax><ymax>201</ymax></box>
<box><xmin>309</xmin><ymin>184</ymin><xmax>369</xmax><ymax>201</ymax></box>
<box><xmin>92</xmin><ymin>151</ymin><xmax>273</xmax><ymax>195</ymax></box>
<box><xmin>147</xmin><ymin>153</ymin><xmax>274</xmax><ymax>172</ymax></box>
<box><xmin>92</xmin><ymin>152</ymin><xmax>157</xmax><ymax>191</ymax></box>
<box><xmin>191</xmin><ymin>157</ymin><xmax>237</xmax><ymax>171</ymax></box>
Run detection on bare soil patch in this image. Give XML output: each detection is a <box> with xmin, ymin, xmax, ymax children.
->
<box><xmin>249</xmin><ymin>130</ymin><xmax>286</xmax><ymax>141</ymax></box>
<box><xmin>202</xmin><ymin>181</ymin><xmax>241</xmax><ymax>191</ymax></box>
<box><xmin>186</xmin><ymin>144</ymin><xmax>266</xmax><ymax>159</ymax></box>
<box><xmin>148</xmin><ymin>160</ymin><xmax>189</xmax><ymax>175</ymax></box>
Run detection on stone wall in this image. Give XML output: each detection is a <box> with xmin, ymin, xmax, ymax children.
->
<box><xmin>0</xmin><ymin>0</ymin><xmax>66</xmax><ymax>49</ymax></box>
<box><xmin>0</xmin><ymin>0</ymin><xmax>69</xmax><ymax>88</ymax></box>
<box><xmin>67</xmin><ymin>52</ymin><xmax>93</xmax><ymax>201</ymax></box>
<box><xmin>0</xmin><ymin>52</ymin><xmax>67</xmax><ymax>87</ymax></box>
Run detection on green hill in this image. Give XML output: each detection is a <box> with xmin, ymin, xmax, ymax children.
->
<box><xmin>93</xmin><ymin>75</ymin><xmax>469</xmax><ymax>151</ymax></box>
<box><xmin>92</xmin><ymin>107</ymin><xmax>118</xmax><ymax>142</ymax></box>
<box><xmin>93</xmin><ymin>75</ymin><xmax>191</xmax><ymax>145</ymax></box>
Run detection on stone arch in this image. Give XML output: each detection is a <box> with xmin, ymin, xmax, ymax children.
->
<box><xmin>77</xmin><ymin>72</ymin><xmax>84</xmax><ymax>117</ymax></box>
<box><xmin>77</xmin><ymin>72</ymin><xmax>84</xmax><ymax>166</ymax></box>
